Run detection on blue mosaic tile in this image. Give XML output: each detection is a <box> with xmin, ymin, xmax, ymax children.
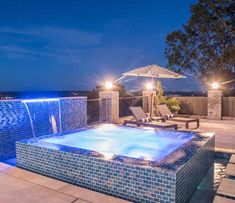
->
<box><xmin>0</xmin><ymin>97</ymin><xmax>87</xmax><ymax>160</ymax></box>
<box><xmin>16</xmin><ymin>130</ymin><xmax>214</xmax><ymax>203</ymax></box>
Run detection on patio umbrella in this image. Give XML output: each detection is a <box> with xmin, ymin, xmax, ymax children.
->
<box><xmin>120</xmin><ymin>64</ymin><xmax>186</xmax><ymax>119</ymax></box>
<box><xmin>122</xmin><ymin>64</ymin><xmax>186</xmax><ymax>79</ymax></box>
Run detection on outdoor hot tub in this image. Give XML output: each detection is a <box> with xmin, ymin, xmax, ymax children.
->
<box><xmin>16</xmin><ymin>124</ymin><xmax>214</xmax><ymax>203</ymax></box>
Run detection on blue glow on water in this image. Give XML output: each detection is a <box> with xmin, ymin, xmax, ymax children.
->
<box><xmin>43</xmin><ymin>124</ymin><xmax>194</xmax><ymax>161</ymax></box>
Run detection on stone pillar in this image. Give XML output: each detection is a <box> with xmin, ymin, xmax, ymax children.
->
<box><xmin>142</xmin><ymin>90</ymin><xmax>156</xmax><ymax>114</ymax></box>
<box><xmin>207</xmin><ymin>90</ymin><xmax>223</xmax><ymax>120</ymax></box>
<box><xmin>99</xmin><ymin>91</ymin><xmax>119</xmax><ymax>123</ymax></box>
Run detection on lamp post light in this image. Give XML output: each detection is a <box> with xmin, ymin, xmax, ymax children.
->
<box><xmin>104</xmin><ymin>81</ymin><xmax>113</xmax><ymax>90</ymax></box>
<box><xmin>211</xmin><ymin>82</ymin><xmax>220</xmax><ymax>90</ymax></box>
<box><xmin>146</xmin><ymin>82</ymin><xmax>153</xmax><ymax>90</ymax></box>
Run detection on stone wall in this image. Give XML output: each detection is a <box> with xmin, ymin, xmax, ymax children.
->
<box><xmin>207</xmin><ymin>91</ymin><xmax>223</xmax><ymax>120</ymax></box>
<box><xmin>99</xmin><ymin>91</ymin><xmax>119</xmax><ymax>123</ymax></box>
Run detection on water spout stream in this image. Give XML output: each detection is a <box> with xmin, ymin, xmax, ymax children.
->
<box><xmin>23</xmin><ymin>102</ymin><xmax>36</xmax><ymax>138</ymax></box>
<box><xmin>22</xmin><ymin>98</ymin><xmax>61</xmax><ymax>138</ymax></box>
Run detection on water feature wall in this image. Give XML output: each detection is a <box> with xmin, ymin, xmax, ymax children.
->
<box><xmin>0</xmin><ymin>97</ymin><xmax>87</xmax><ymax>160</ymax></box>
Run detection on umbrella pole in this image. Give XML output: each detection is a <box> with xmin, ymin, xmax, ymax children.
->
<box><xmin>150</xmin><ymin>92</ymin><xmax>153</xmax><ymax>120</ymax></box>
<box><xmin>150</xmin><ymin>77</ymin><xmax>154</xmax><ymax>120</ymax></box>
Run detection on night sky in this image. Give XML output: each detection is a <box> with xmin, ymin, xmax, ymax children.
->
<box><xmin>0</xmin><ymin>0</ymin><xmax>202</xmax><ymax>92</ymax></box>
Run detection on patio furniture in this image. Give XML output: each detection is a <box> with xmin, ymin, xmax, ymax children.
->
<box><xmin>157</xmin><ymin>104</ymin><xmax>200</xmax><ymax>129</ymax></box>
<box><xmin>123</xmin><ymin>107</ymin><xmax>177</xmax><ymax>130</ymax></box>
<box><xmin>123</xmin><ymin>120</ymin><xmax>178</xmax><ymax>130</ymax></box>
<box><xmin>129</xmin><ymin>106</ymin><xmax>166</xmax><ymax>122</ymax></box>
<box><xmin>229</xmin><ymin>154</ymin><xmax>235</xmax><ymax>164</ymax></box>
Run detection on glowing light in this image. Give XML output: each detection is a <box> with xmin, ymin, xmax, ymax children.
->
<box><xmin>105</xmin><ymin>81</ymin><xmax>113</xmax><ymax>90</ymax></box>
<box><xmin>22</xmin><ymin>98</ymin><xmax>59</xmax><ymax>103</ymax></box>
<box><xmin>102</xmin><ymin>152</ymin><xmax>114</xmax><ymax>160</ymax></box>
<box><xmin>146</xmin><ymin>82</ymin><xmax>153</xmax><ymax>90</ymax></box>
<box><xmin>211</xmin><ymin>82</ymin><xmax>219</xmax><ymax>90</ymax></box>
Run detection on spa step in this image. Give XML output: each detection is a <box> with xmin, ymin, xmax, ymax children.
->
<box><xmin>213</xmin><ymin>196</ymin><xmax>235</xmax><ymax>203</ymax></box>
<box><xmin>225</xmin><ymin>164</ymin><xmax>235</xmax><ymax>177</ymax></box>
<box><xmin>217</xmin><ymin>178</ymin><xmax>235</xmax><ymax>198</ymax></box>
<box><xmin>229</xmin><ymin>155</ymin><xmax>235</xmax><ymax>164</ymax></box>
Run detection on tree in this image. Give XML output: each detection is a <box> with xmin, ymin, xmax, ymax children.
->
<box><xmin>165</xmin><ymin>0</ymin><xmax>235</xmax><ymax>84</ymax></box>
<box><xmin>155</xmin><ymin>81</ymin><xmax>166</xmax><ymax>104</ymax></box>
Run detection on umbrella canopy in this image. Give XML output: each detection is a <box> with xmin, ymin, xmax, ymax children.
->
<box><xmin>122</xmin><ymin>64</ymin><xmax>186</xmax><ymax>79</ymax></box>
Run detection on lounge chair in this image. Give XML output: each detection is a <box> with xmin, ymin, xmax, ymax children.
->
<box><xmin>123</xmin><ymin>107</ymin><xmax>178</xmax><ymax>130</ymax></box>
<box><xmin>129</xmin><ymin>106</ymin><xmax>166</xmax><ymax>122</ymax></box>
<box><xmin>157</xmin><ymin>104</ymin><xmax>200</xmax><ymax>129</ymax></box>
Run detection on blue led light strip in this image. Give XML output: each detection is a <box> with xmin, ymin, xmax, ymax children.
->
<box><xmin>22</xmin><ymin>98</ymin><xmax>59</xmax><ymax>103</ymax></box>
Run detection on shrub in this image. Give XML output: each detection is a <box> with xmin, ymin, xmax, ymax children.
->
<box><xmin>166</xmin><ymin>97</ymin><xmax>180</xmax><ymax>113</ymax></box>
<box><xmin>153</xmin><ymin>81</ymin><xmax>180</xmax><ymax>114</ymax></box>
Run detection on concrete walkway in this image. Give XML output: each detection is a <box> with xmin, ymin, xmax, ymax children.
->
<box><xmin>0</xmin><ymin>163</ymin><xmax>131</xmax><ymax>203</ymax></box>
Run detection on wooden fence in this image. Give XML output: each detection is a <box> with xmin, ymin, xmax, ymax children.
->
<box><xmin>222</xmin><ymin>97</ymin><xmax>235</xmax><ymax>117</ymax></box>
<box><xmin>175</xmin><ymin>96</ymin><xmax>208</xmax><ymax>116</ymax></box>
<box><xmin>174</xmin><ymin>96</ymin><xmax>235</xmax><ymax>117</ymax></box>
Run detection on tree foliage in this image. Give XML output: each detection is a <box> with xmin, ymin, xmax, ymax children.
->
<box><xmin>165</xmin><ymin>0</ymin><xmax>235</xmax><ymax>83</ymax></box>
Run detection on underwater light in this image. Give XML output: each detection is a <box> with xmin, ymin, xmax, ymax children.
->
<box><xmin>22</xmin><ymin>98</ymin><xmax>59</xmax><ymax>103</ymax></box>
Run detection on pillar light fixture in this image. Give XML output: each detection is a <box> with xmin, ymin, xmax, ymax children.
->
<box><xmin>105</xmin><ymin>81</ymin><xmax>113</xmax><ymax>90</ymax></box>
<box><xmin>211</xmin><ymin>82</ymin><xmax>219</xmax><ymax>90</ymax></box>
<box><xmin>146</xmin><ymin>82</ymin><xmax>153</xmax><ymax>90</ymax></box>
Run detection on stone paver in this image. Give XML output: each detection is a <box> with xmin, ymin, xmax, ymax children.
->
<box><xmin>0</xmin><ymin>172</ymin><xmax>33</xmax><ymax>194</ymax></box>
<box><xmin>0</xmin><ymin>184</ymin><xmax>76</xmax><ymax>203</ymax></box>
<box><xmin>229</xmin><ymin>154</ymin><xmax>235</xmax><ymax>164</ymax></box>
<box><xmin>4</xmin><ymin>165</ymin><xmax>69</xmax><ymax>190</ymax></box>
<box><xmin>213</xmin><ymin>196</ymin><xmax>235</xmax><ymax>203</ymax></box>
<box><xmin>60</xmin><ymin>185</ymin><xmax>131</xmax><ymax>203</ymax></box>
<box><xmin>217</xmin><ymin>178</ymin><xmax>235</xmax><ymax>198</ymax></box>
<box><xmin>225</xmin><ymin>164</ymin><xmax>235</xmax><ymax>177</ymax></box>
<box><xmin>0</xmin><ymin>171</ymin><xmax>76</xmax><ymax>203</ymax></box>
<box><xmin>0</xmin><ymin>163</ymin><xmax>130</xmax><ymax>203</ymax></box>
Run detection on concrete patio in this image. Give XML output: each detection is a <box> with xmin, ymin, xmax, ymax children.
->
<box><xmin>0</xmin><ymin>119</ymin><xmax>234</xmax><ymax>203</ymax></box>
<box><xmin>0</xmin><ymin>163</ymin><xmax>130</xmax><ymax>203</ymax></box>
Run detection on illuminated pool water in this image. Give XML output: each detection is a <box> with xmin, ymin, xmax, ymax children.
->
<box><xmin>43</xmin><ymin>124</ymin><xmax>194</xmax><ymax>161</ymax></box>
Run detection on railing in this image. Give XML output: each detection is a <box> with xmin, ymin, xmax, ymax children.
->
<box><xmin>119</xmin><ymin>96</ymin><xmax>147</xmax><ymax>117</ymax></box>
<box><xmin>175</xmin><ymin>96</ymin><xmax>208</xmax><ymax>116</ymax></box>
<box><xmin>222</xmin><ymin>97</ymin><xmax>235</xmax><ymax>117</ymax></box>
<box><xmin>87</xmin><ymin>98</ymin><xmax>100</xmax><ymax>124</ymax></box>
<box><xmin>87</xmin><ymin>98</ymin><xmax>112</xmax><ymax>124</ymax></box>
<box><xmin>87</xmin><ymin>95</ymin><xmax>235</xmax><ymax>124</ymax></box>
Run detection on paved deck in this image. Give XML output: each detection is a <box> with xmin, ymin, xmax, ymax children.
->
<box><xmin>213</xmin><ymin>196</ymin><xmax>235</xmax><ymax>203</ymax></box>
<box><xmin>217</xmin><ymin>178</ymin><xmax>235</xmax><ymax>198</ymax></box>
<box><xmin>225</xmin><ymin>164</ymin><xmax>235</xmax><ymax>177</ymax></box>
<box><xmin>0</xmin><ymin>163</ymin><xmax>131</xmax><ymax>203</ymax></box>
<box><xmin>229</xmin><ymin>155</ymin><xmax>235</xmax><ymax>164</ymax></box>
